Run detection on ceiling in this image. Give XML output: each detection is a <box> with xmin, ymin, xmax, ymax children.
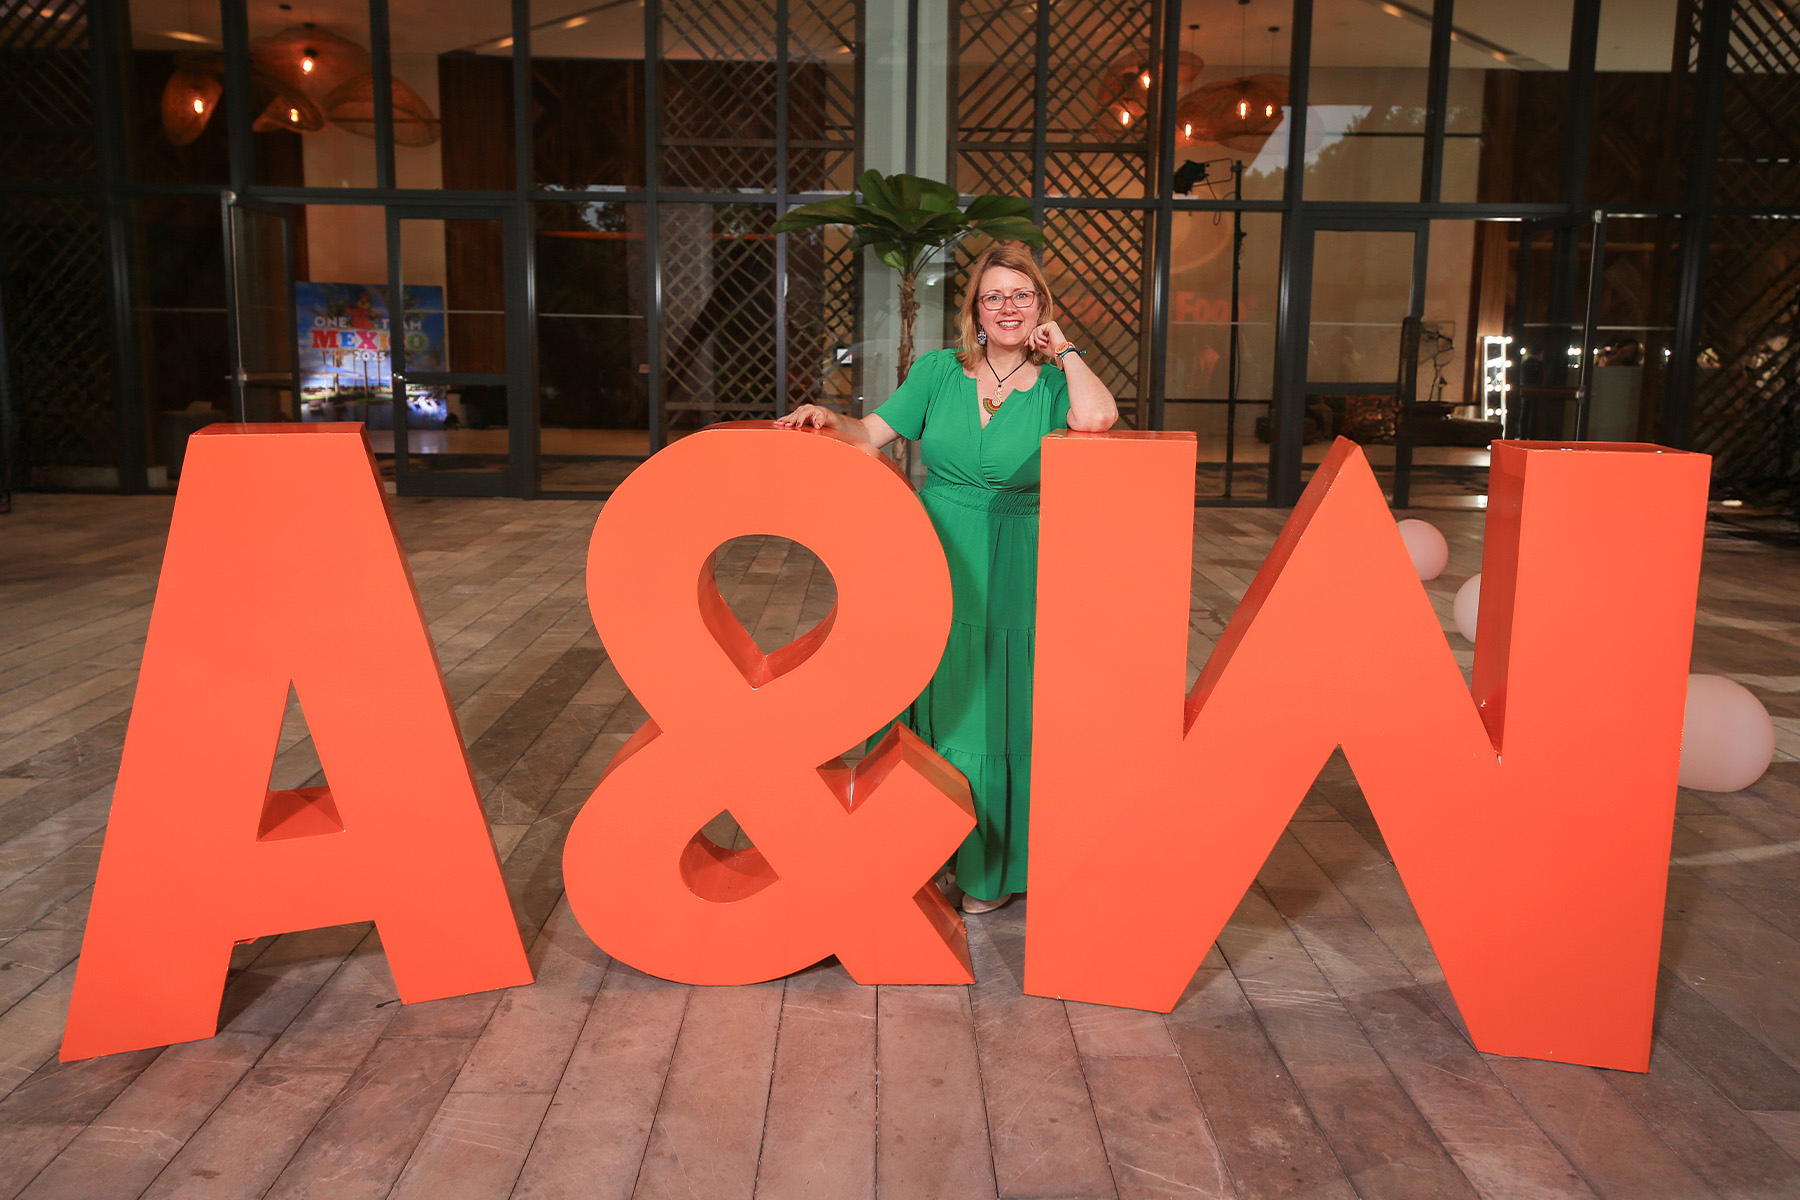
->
<box><xmin>123</xmin><ymin>0</ymin><xmax>1687</xmax><ymax>73</ymax></box>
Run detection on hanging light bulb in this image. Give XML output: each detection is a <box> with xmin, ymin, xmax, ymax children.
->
<box><xmin>289</xmin><ymin>106</ymin><xmax>301</xmax><ymax>122</ymax></box>
<box><xmin>1119</xmin><ymin>109</ymin><xmax>1132</xmax><ymax>127</ymax></box>
<box><xmin>1183</xmin><ymin>121</ymin><xmax>1193</xmax><ymax>137</ymax></box>
<box><xmin>1237</xmin><ymin>98</ymin><xmax>1249</xmax><ymax>118</ymax></box>
<box><xmin>1264</xmin><ymin>103</ymin><xmax>1275</xmax><ymax>117</ymax></box>
<box><xmin>192</xmin><ymin>96</ymin><xmax>205</xmax><ymax>113</ymax></box>
<box><xmin>301</xmin><ymin>47</ymin><xmax>317</xmax><ymax>74</ymax></box>
<box><xmin>1140</xmin><ymin>71</ymin><xmax>1151</xmax><ymax>89</ymax></box>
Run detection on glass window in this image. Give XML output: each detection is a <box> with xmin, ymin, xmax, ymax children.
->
<box><xmin>1590</xmin><ymin>0</ymin><xmax>1684</xmax><ymax>205</ymax></box>
<box><xmin>129</xmin><ymin>4</ymin><xmax>231</xmax><ymax>185</ymax></box>
<box><xmin>788</xmin><ymin>0</ymin><xmax>860</xmax><ymax>194</ymax></box>
<box><xmin>0</xmin><ymin>4</ymin><xmax>98</xmax><ymax>184</ymax></box>
<box><xmin>388</xmin><ymin>1</ymin><xmax>515</xmax><ymax>190</ymax></box>
<box><xmin>1175</xmin><ymin>0</ymin><xmax>1295</xmax><ymax>202</ymax></box>
<box><xmin>1164</xmin><ymin>210</ymin><xmax>1281</xmax><ymax>498</ymax></box>
<box><xmin>1302</xmin><ymin>0</ymin><xmax>1434</xmax><ymax>202</ymax></box>
<box><xmin>1590</xmin><ymin>216</ymin><xmax>1682</xmax><ymax>442</ymax></box>
<box><xmin>243</xmin><ymin>1</ymin><xmax>379</xmax><ymax>189</ymax></box>
<box><xmin>536</xmin><ymin>201</ymin><xmax>649</xmax><ymax>492</ymax></box>
<box><xmin>1714</xmin><ymin>2</ymin><xmax>1797</xmax><ymax>208</ymax></box>
<box><xmin>1444</xmin><ymin>1</ymin><xmax>1573</xmax><ymax>204</ymax></box>
<box><xmin>660</xmin><ymin>203</ymin><xmax>777</xmax><ymax>438</ymax></box>
<box><xmin>1045</xmin><ymin>0</ymin><xmax>1160</xmax><ymax>199</ymax></box>
<box><xmin>950</xmin><ymin>0</ymin><xmax>1036</xmax><ymax>196</ymax></box>
<box><xmin>662</xmin><ymin>0</ymin><xmax>778</xmax><ymax>191</ymax></box>
<box><xmin>531</xmin><ymin>0</ymin><xmax>646</xmax><ymax>190</ymax></box>
<box><xmin>1043</xmin><ymin>208</ymin><xmax>1152</xmax><ymax>427</ymax></box>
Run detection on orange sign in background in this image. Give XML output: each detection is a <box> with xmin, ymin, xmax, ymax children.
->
<box><xmin>60</xmin><ymin>425</ymin><xmax>532</xmax><ymax>1062</ymax></box>
<box><xmin>1028</xmin><ymin>434</ymin><xmax>1710</xmax><ymax>1072</ymax></box>
<box><xmin>561</xmin><ymin>423</ymin><xmax>976</xmax><ymax>986</ymax></box>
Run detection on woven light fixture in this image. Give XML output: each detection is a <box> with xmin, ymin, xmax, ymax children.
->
<box><xmin>160</xmin><ymin>67</ymin><xmax>223</xmax><ymax>146</ymax></box>
<box><xmin>1091</xmin><ymin>51</ymin><xmax>1204</xmax><ymax>140</ymax></box>
<box><xmin>1175</xmin><ymin>74</ymin><xmax>1288</xmax><ymax>151</ymax></box>
<box><xmin>324</xmin><ymin>73</ymin><xmax>442</xmax><ymax>147</ymax></box>
<box><xmin>252</xmin><ymin>87</ymin><xmax>325</xmax><ymax>134</ymax></box>
<box><xmin>249</xmin><ymin>24</ymin><xmax>369</xmax><ymax>101</ymax></box>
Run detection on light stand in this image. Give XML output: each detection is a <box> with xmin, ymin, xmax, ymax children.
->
<box><xmin>1174</xmin><ymin>156</ymin><xmax>1247</xmax><ymax>497</ymax></box>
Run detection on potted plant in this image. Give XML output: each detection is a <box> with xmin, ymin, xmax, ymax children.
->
<box><xmin>773</xmin><ymin>170</ymin><xmax>1043</xmax><ymax>387</ymax></box>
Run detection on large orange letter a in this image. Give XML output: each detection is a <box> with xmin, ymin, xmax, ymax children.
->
<box><xmin>61</xmin><ymin>425</ymin><xmax>532</xmax><ymax>1061</ymax></box>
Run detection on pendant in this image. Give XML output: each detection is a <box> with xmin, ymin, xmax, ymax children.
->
<box><xmin>981</xmin><ymin>394</ymin><xmax>1004</xmax><ymax>416</ymax></box>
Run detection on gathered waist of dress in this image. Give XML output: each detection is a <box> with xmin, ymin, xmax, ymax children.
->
<box><xmin>919</xmin><ymin>479</ymin><xmax>1041</xmax><ymax>517</ymax></box>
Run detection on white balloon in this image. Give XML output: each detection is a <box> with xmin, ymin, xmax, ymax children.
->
<box><xmin>1397</xmin><ymin>518</ymin><xmax>1449</xmax><ymax>581</ymax></box>
<box><xmin>1680</xmin><ymin>674</ymin><xmax>1776</xmax><ymax>793</ymax></box>
<box><xmin>1453</xmin><ymin>573</ymin><xmax>1480</xmax><ymax>642</ymax></box>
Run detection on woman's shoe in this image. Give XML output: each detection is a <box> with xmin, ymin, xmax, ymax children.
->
<box><xmin>960</xmin><ymin>892</ymin><xmax>1012</xmax><ymax>914</ymax></box>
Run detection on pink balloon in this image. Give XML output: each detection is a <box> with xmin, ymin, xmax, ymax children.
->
<box><xmin>1397</xmin><ymin>518</ymin><xmax>1449</xmax><ymax>581</ymax></box>
<box><xmin>1680</xmin><ymin>674</ymin><xmax>1776</xmax><ymax>792</ymax></box>
<box><xmin>1453</xmin><ymin>573</ymin><xmax>1480</xmax><ymax>642</ymax></box>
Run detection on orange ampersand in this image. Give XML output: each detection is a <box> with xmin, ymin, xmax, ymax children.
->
<box><xmin>562</xmin><ymin>423</ymin><xmax>976</xmax><ymax>985</ymax></box>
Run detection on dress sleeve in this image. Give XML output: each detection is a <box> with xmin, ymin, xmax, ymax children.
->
<box><xmin>868</xmin><ymin>350</ymin><xmax>945</xmax><ymax>440</ymax></box>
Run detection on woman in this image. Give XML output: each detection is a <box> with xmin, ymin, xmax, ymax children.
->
<box><xmin>776</xmin><ymin>242</ymin><xmax>1117</xmax><ymax>913</ymax></box>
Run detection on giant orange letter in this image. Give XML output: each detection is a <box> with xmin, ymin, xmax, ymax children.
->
<box><xmin>563</xmin><ymin>423</ymin><xmax>975</xmax><ymax>985</ymax></box>
<box><xmin>61</xmin><ymin>425</ymin><xmax>532</xmax><ymax>1061</ymax></box>
<box><xmin>1027</xmin><ymin>434</ymin><xmax>1709</xmax><ymax>1071</ymax></box>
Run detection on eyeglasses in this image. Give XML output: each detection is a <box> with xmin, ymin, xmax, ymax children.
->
<box><xmin>978</xmin><ymin>289</ymin><xmax>1039</xmax><ymax>311</ymax></box>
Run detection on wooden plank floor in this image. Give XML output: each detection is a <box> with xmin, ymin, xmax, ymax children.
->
<box><xmin>2</xmin><ymin>490</ymin><xmax>1799</xmax><ymax>1199</ymax></box>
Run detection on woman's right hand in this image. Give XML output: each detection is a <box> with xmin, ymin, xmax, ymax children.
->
<box><xmin>773</xmin><ymin>404</ymin><xmax>840</xmax><ymax>431</ymax></box>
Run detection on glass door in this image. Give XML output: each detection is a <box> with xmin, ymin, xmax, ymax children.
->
<box><xmin>1278</xmin><ymin>217</ymin><xmax>1428</xmax><ymax>504</ymax></box>
<box><xmin>385</xmin><ymin>205</ymin><xmax>531</xmax><ymax>497</ymax></box>
<box><xmin>1510</xmin><ymin>212</ymin><xmax>1606</xmax><ymax>442</ymax></box>
<box><xmin>222</xmin><ymin>195</ymin><xmax>300</xmax><ymax>422</ymax></box>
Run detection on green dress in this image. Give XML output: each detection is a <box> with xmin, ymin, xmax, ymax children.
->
<box><xmin>870</xmin><ymin>348</ymin><xmax>1072</xmax><ymax>902</ymax></box>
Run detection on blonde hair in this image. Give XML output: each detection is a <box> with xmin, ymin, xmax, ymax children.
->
<box><xmin>954</xmin><ymin>242</ymin><xmax>1057</xmax><ymax>371</ymax></box>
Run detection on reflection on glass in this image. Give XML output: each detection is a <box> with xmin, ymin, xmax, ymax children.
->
<box><xmin>662</xmin><ymin>0</ymin><xmax>778</xmax><ymax>191</ymax></box>
<box><xmin>1302</xmin><ymin>0</ymin><xmax>1434</xmax><ymax>201</ymax></box>
<box><xmin>1443</xmin><ymin>0</ymin><xmax>1573</xmax><ymax>203</ymax></box>
<box><xmin>536</xmin><ymin>202</ymin><xmax>649</xmax><ymax>493</ymax></box>
<box><xmin>294</xmin><ymin>205</ymin><xmax>399</xmax><ymax>440</ymax></box>
<box><xmin>129</xmin><ymin>5</ymin><xmax>231</xmax><ymax>184</ymax></box>
<box><xmin>788</xmin><ymin>0</ymin><xmax>860</xmax><ymax>193</ymax></box>
<box><xmin>660</xmin><ymin>204</ymin><xmax>777</xmax><ymax>439</ymax></box>
<box><xmin>1045</xmin><ymin>1</ymin><xmax>1159</xmax><ymax>199</ymax></box>
<box><xmin>1713</xmin><ymin>2</ymin><xmax>1792</xmax><ymax>208</ymax></box>
<box><xmin>1042</xmin><ymin>209</ymin><xmax>1151</xmax><ymax>430</ymax></box>
<box><xmin>244</xmin><ymin>2</ymin><xmax>379</xmax><ymax>188</ymax></box>
<box><xmin>952</xmin><ymin>0</ymin><xmax>1035</xmax><ymax>195</ymax></box>
<box><xmin>389</xmin><ymin>1</ymin><xmax>514</xmax><ymax>189</ymax></box>
<box><xmin>1307</xmin><ymin>229</ymin><xmax>1416</xmax><ymax>383</ymax></box>
<box><xmin>135</xmin><ymin>197</ymin><xmax>230</xmax><ymax>479</ymax></box>
<box><xmin>1165</xmin><ymin>211</ymin><xmax>1280</xmax><ymax>496</ymax></box>
<box><xmin>532</xmin><ymin>0</ymin><xmax>646</xmax><ymax>190</ymax></box>
<box><xmin>1173</xmin><ymin>0</ymin><xmax>1294</xmax><ymax>202</ymax></box>
<box><xmin>1588</xmin><ymin>216</ymin><xmax>1681</xmax><ymax>441</ymax></box>
<box><xmin>393</xmin><ymin>216</ymin><xmax>512</xmax><ymax>476</ymax></box>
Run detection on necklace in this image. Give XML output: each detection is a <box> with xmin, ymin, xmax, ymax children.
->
<box><xmin>981</xmin><ymin>354</ymin><xmax>1028</xmax><ymax>416</ymax></box>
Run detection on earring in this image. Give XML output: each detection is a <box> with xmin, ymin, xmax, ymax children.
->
<box><xmin>977</xmin><ymin>328</ymin><xmax>987</xmax><ymax>346</ymax></box>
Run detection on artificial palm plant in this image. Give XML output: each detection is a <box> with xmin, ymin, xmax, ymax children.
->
<box><xmin>773</xmin><ymin>170</ymin><xmax>1043</xmax><ymax>386</ymax></box>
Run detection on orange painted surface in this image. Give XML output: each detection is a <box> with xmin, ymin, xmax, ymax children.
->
<box><xmin>1027</xmin><ymin>434</ymin><xmax>1709</xmax><ymax>1072</ymax></box>
<box><xmin>60</xmin><ymin>424</ymin><xmax>532</xmax><ymax>1062</ymax></box>
<box><xmin>563</xmin><ymin>423</ymin><xmax>975</xmax><ymax>985</ymax></box>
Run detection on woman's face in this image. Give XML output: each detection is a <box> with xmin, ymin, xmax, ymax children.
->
<box><xmin>975</xmin><ymin>266</ymin><xmax>1041</xmax><ymax>354</ymax></box>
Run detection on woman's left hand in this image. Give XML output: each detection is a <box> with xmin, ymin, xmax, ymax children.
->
<box><xmin>1029</xmin><ymin>321</ymin><xmax>1071</xmax><ymax>358</ymax></box>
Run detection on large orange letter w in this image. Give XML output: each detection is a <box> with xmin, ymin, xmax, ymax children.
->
<box><xmin>1026</xmin><ymin>434</ymin><xmax>1710</xmax><ymax>1072</ymax></box>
